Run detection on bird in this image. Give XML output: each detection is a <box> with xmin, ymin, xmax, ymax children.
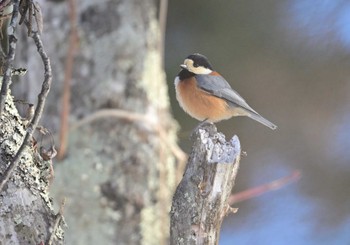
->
<box><xmin>174</xmin><ymin>53</ymin><xmax>277</xmax><ymax>130</ymax></box>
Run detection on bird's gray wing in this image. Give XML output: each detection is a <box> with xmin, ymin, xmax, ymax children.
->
<box><xmin>195</xmin><ymin>74</ymin><xmax>258</xmax><ymax>114</ymax></box>
<box><xmin>196</xmin><ymin>74</ymin><xmax>277</xmax><ymax>129</ymax></box>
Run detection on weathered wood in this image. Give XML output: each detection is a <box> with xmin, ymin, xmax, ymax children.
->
<box><xmin>170</xmin><ymin>123</ymin><xmax>241</xmax><ymax>245</ymax></box>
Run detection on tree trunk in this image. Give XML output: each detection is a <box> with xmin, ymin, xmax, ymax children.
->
<box><xmin>170</xmin><ymin>124</ymin><xmax>241</xmax><ymax>245</ymax></box>
<box><xmin>0</xmin><ymin>92</ymin><xmax>63</xmax><ymax>244</ymax></box>
<box><xmin>0</xmin><ymin>1</ymin><xmax>64</xmax><ymax>244</ymax></box>
<box><xmin>13</xmin><ymin>0</ymin><xmax>179</xmax><ymax>244</ymax></box>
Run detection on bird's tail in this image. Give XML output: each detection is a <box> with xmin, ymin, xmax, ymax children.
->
<box><xmin>248</xmin><ymin>112</ymin><xmax>277</xmax><ymax>130</ymax></box>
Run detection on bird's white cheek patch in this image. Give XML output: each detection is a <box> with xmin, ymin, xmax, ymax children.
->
<box><xmin>191</xmin><ymin>66</ymin><xmax>212</xmax><ymax>75</ymax></box>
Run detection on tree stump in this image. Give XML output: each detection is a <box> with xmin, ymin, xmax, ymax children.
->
<box><xmin>170</xmin><ymin>123</ymin><xmax>241</xmax><ymax>245</ymax></box>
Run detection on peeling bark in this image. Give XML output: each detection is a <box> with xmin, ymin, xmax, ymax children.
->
<box><xmin>170</xmin><ymin>124</ymin><xmax>241</xmax><ymax>245</ymax></box>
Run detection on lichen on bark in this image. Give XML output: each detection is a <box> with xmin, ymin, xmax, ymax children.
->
<box><xmin>0</xmin><ymin>82</ymin><xmax>63</xmax><ymax>244</ymax></box>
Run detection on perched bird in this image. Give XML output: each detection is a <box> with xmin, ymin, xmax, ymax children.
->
<box><xmin>174</xmin><ymin>53</ymin><xmax>277</xmax><ymax>130</ymax></box>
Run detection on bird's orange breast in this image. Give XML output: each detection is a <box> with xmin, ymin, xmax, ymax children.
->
<box><xmin>175</xmin><ymin>77</ymin><xmax>233</xmax><ymax>122</ymax></box>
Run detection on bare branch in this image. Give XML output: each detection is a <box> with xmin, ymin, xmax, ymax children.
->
<box><xmin>70</xmin><ymin>108</ymin><xmax>187</xmax><ymax>171</ymax></box>
<box><xmin>228</xmin><ymin>170</ymin><xmax>301</xmax><ymax>205</ymax></box>
<box><xmin>19</xmin><ymin>0</ymin><xmax>43</xmax><ymax>35</ymax></box>
<box><xmin>0</xmin><ymin>0</ymin><xmax>19</xmax><ymax>116</ymax></box>
<box><xmin>57</xmin><ymin>0</ymin><xmax>78</xmax><ymax>160</ymax></box>
<box><xmin>33</xmin><ymin>1</ymin><xmax>43</xmax><ymax>34</ymax></box>
<box><xmin>0</xmin><ymin>30</ymin><xmax>52</xmax><ymax>192</ymax></box>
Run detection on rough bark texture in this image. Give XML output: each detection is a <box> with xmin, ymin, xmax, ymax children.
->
<box><xmin>0</xmin><ymin>91</ymin><xmax>62</xmax><ymax>244</ymax></box>
<box><xmin>0</xmin><ymin>2</ymin><xmax>63</xmax><ymax>244</ymax></box>
<box><xmin>170</xmin><ymin>124</ymin><xmax>241</xmax><ymax>245</ymax></box>
<box><xmin>13</xmin><ymin>0</ymin><xmax>178</xmax><ymax>244</ymax></box>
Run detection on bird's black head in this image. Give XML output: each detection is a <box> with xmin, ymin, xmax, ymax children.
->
<box><xmin>186</xmin><ymin>53</ymin><xmax>213</xmax><ymax>70</ymax></box>
<box><xmin>177</xmin><ymin>53</ymin><xmax>214</xmax><ymax>80</ymax></box>
<box><xmin>179</xmin><ymin>53</ymin><xmax>214</xmax><ymax>76</ymax></box>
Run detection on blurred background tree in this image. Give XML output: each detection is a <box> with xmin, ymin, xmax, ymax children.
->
<box><xmin>166</xmin><ymin>0</ymin><xmax>350</xmax><ymax>244</ymax></box>
<box><xmin>13</xmin><ymin>0</ymin><xmax>179</xmax><ymax>244</ymax></box>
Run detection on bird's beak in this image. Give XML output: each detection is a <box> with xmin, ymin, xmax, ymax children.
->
<box><xmin>180</xmin><ymin>64</ymin><xmax>187</xmax><ymax>69</ymax></box>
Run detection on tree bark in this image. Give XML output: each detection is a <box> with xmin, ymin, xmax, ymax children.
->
<box><xmin>0</xmin><ymin>92</ymin><xmax>62</xmax><ymax>244</ymax></box>
<box><xmin>13</xmin><ymin>0</ymin><xmax>180</xmax><ymax>244</ymax></box>
<box><xmin>0</xmin><ymin>1</ymin><xmax>64</xmax><ymax>244</ymax></box>
<box><xmin>170</xmin><ymin>124</ymin><xmax>241</xmax><ymax>245</ymax></box>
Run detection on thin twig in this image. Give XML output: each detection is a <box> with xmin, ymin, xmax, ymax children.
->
<box><xmin>27</xmin><ymin>0</ymin><xmax>32</xmax><ymax>36</ymax></box>
<box><xmin>47</xmin><ymin>198</ymin><xmax>66</xmax><ymax>245</ymax></box>
<box><xmin>0</xmin><ymin>0</ymin><xmax>19</xmax><ymax>116</ymax></box>
<box><xmin>228</xmin><ymin>170</ymin><xmax>301</xmax><ymax>205</ymax></box>
<box><xmin>71</xmin><ymin>109</ymin><xmax>148</xmax><ymax>130</ymax></box>
<box><xmin>0</xmin><ymin>31</ymin><xmax>52</xmax><ymax>192</ymax></box>
<box><xmin>57</xmin><ymin>0</ymin><xmax>78</xmax><ymax>160</ymax></box>
<box><xmin>71</xmin><ymin>108</ymin><xmax>187</xmax><ymax>171</ymax></box>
